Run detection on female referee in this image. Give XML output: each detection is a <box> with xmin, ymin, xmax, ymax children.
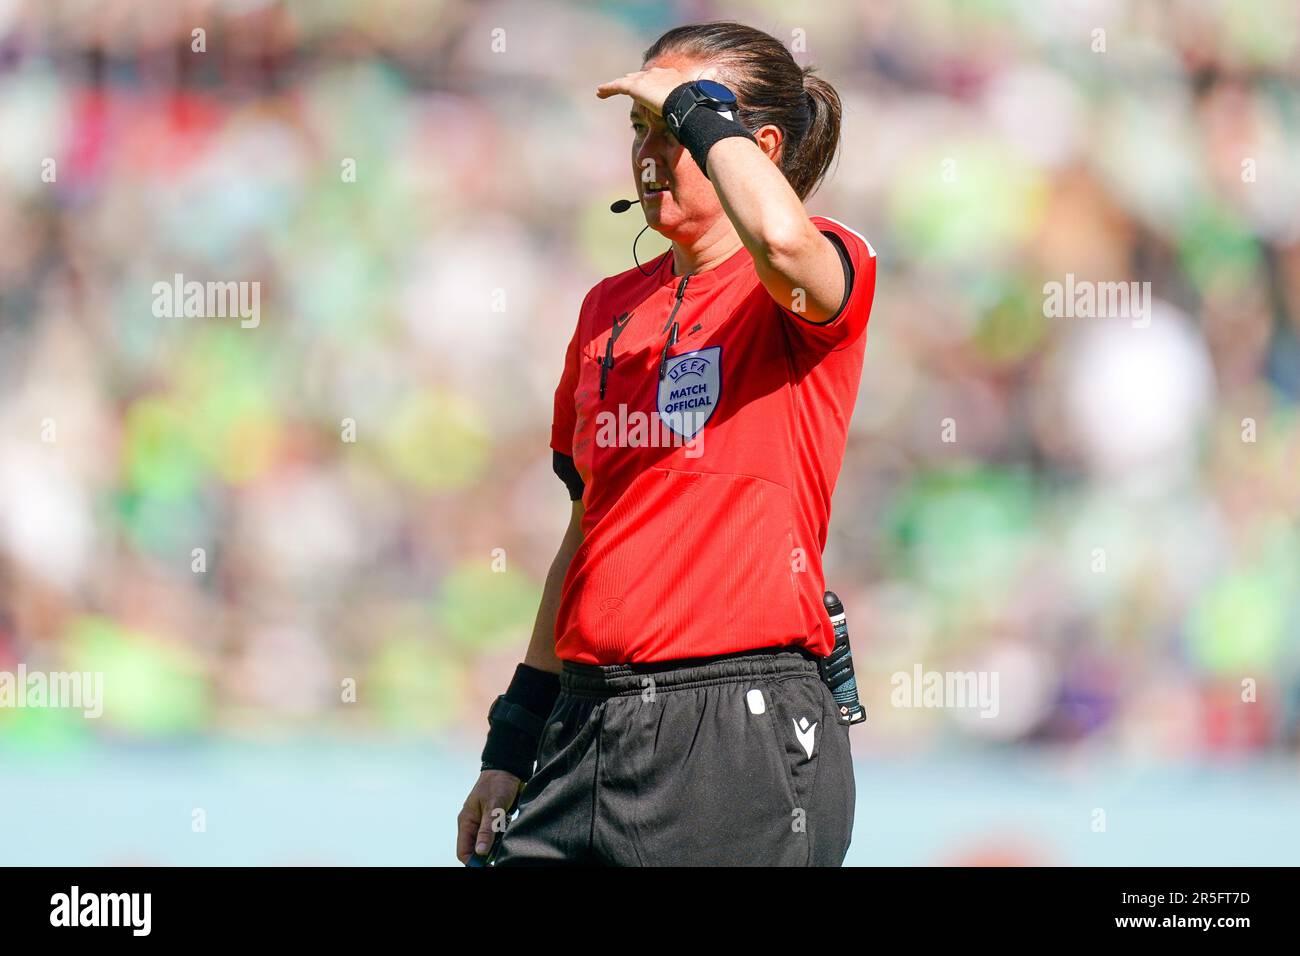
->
<box><xmin>457</xmin><ymin>21</ymin><xmax>876</xmax><ymax>867</ymax></box>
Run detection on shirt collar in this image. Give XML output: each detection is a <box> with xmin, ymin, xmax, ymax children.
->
<box><xmin>654</xmin><ymin>243</ymin><xmax>753</xmax><ymax>291</ymax></box>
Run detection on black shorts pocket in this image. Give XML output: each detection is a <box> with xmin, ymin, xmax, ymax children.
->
<box><xmin>812</xmin><ymin>676</ymin><xmax>857</xmax><ymax>864</ymax></box>
<box><xmin>762</xmin><ymin>675</ymin><xmax>828</xmax><ymax>843</ymax></box>
<box><xmin>526</xmin><ymin>694</ymin><xmax>589</xmax><ymax>792</ymax></box>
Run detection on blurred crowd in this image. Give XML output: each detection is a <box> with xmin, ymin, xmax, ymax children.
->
<box><xmin>0</xmin><ymin>0</ymin><xmax>1297</xmax><ymax>758</ymax></box>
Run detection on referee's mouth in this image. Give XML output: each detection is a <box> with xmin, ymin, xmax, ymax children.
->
<box><xmin>643</xmin><ymin>178</ymin><xmax>672</xmax><ymax>201</ymax></box>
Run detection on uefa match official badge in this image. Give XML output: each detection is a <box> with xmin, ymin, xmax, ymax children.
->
<box><xmin>657</xmin><ymin>346</ymin><xmax>722</xmax><ymax>440</ymax></box>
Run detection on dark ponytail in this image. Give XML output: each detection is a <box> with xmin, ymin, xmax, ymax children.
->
<box><xmin>796</xmin><ymin>70</ymin><xmax>842</xmax><ymax>199</ymax></box>
<box><xmin>644</xmin><ymin>22</ymin><xmax>843</xmax><ymax>200</ymax></box>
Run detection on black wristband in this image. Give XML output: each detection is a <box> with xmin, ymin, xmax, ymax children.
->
<box><xmin>662</xmin><ymin>82</ymin><xmax>757</xmax><ymax>179</ymax></box>
<box><xmin>480</xmin><ymin>664</ymin><xmax>561</xmax><ymax>781</ymax></box>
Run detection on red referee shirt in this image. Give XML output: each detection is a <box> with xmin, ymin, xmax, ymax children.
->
<box><xmin>550</xmin><ymin>215</ymin><xmax>877</xmax><ymax>664</ymax></box>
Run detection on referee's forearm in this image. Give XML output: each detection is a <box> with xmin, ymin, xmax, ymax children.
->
<box><xmin>705</xmin><ymin>136</ymin><xmax>809</xmax><ymax>256</ymax></box>
<box><xmin>522</xmin><ymin>501</ymin><xmax>584</xmax><ymax>674</ymax></box>
<box><xmin>705</xmin><ymin>137</ymin><xmax>845</xmax><ymax>321</ymax></box>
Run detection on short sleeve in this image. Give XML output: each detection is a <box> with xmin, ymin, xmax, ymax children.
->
<box><xmin>779</xmin><ymin>216</ymin><xmax>877</xmax><ymax>352</ymax></box>
<box><xmin>550</xmin><ymin>320</ymin><xmax>581</xmax><ymax>457</ymax></box>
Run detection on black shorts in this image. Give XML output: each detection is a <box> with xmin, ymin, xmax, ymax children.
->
<box><xmin>494</xmin><ymin>646</ymin><xmax>856</xmax><ymax>866</ymax></box>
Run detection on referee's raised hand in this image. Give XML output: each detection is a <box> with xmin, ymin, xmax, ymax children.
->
<box><xmin>457</xmin><ymin>769</ymin><xmax>523</xmax><ymax>864</ymax></box>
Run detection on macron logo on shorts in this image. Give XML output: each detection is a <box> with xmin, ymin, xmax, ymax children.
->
<box><xmin>745</xmin><ymin>691</ymin><xmax>817</xmax><ymax>758</ymax></box>
<box><xmin>793</xmin><ymin>717</ymin><xmax>817</xmax><ymax>758</ymax></box>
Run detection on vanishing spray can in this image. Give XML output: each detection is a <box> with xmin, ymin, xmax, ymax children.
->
<box><xmin>820</xmin><ymin>590</ymin><xmax>866</xmax><ymax>725</ymax></box>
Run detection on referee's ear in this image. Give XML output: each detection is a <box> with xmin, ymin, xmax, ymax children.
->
<box><xmin>753</xmin><ymin>123</ymin><xmax>784</xmax><ymax>164</ymax></box>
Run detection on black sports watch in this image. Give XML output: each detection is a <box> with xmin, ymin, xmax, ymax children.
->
<box><xmin>664</xmin><ymin>79</ymin><xmax>741</xmax><ymax>132</ymax></box>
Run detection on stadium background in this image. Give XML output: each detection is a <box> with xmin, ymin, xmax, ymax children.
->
<box><xmin>1</xmin><ymin>0</ymin><xmax>1297</xmax><ymax>865</ymax></box>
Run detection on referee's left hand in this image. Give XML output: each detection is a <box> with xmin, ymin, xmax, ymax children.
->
<box><xmin>457</xmin><ymin>769</ymin><xmax>523</xmax><ymax>864</ymax></box>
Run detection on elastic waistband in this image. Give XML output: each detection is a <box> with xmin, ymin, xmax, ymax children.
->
<box><xmin>560</xmin><ymin>646</ymin><xmax>822</xmax><ymax>698</ymax></box>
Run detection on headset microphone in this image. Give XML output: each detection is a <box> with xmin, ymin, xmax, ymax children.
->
<box><xmin>609</xmin><ymin>196</ymin><xmax>666</xmax><ymax>277</ymax></box>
